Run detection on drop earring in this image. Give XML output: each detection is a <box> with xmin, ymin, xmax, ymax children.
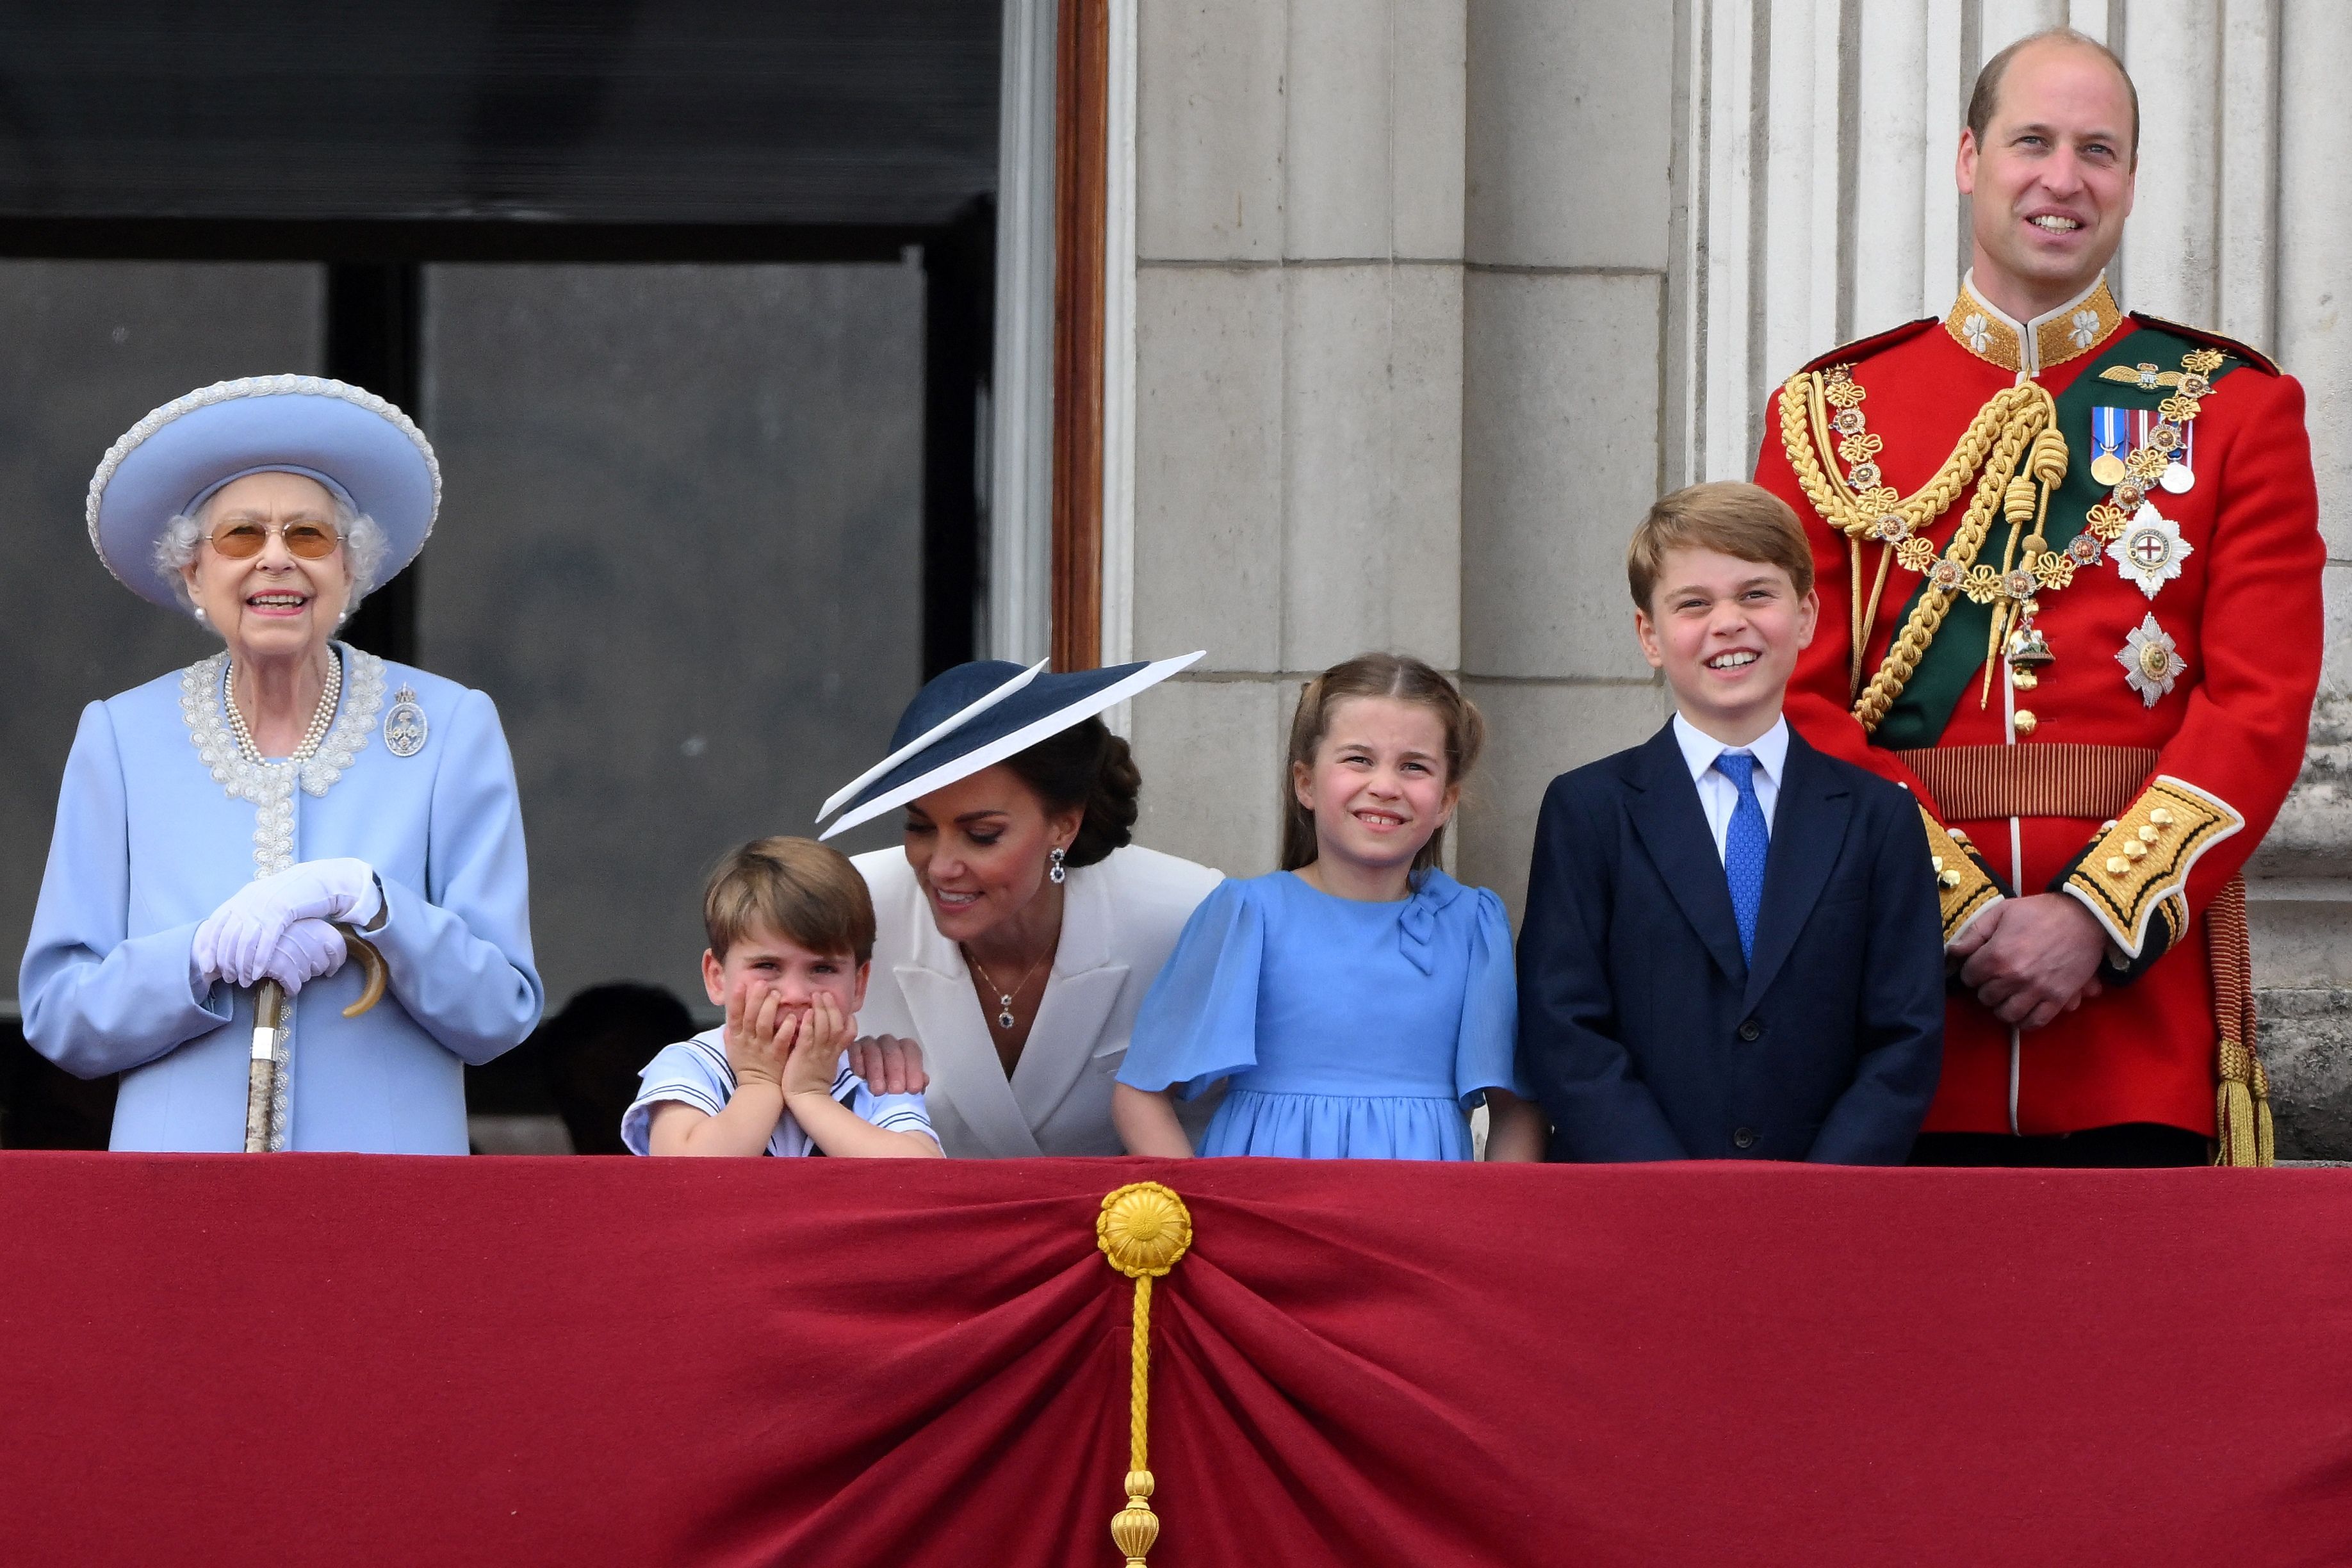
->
<box><xmin>1049</xmin><ymin>845</ymin><xmax>1067</xmax><ymax>885</ymax></box>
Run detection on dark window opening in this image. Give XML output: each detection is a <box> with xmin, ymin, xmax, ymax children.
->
<box><xmin>0</xmin><ymin>3</ymin><xmax>1002</xmax><ymax>1151</ymax></box>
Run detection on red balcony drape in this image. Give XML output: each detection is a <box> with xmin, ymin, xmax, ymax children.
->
<box><xmin>1</xmin><ymin>1155</ymin><xmax>2346</xmax><ymax>1565</ymax></box>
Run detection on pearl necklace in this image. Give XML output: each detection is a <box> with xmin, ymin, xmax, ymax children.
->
<box><xmin>224</xmin><ymin>650</ymin><xmax>343</xmax><ymax>765</ymax></box>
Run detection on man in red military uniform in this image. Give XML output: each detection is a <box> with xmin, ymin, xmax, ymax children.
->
<box><xmin>1752</xmin><ymin>28</ymin><xmax>2323</xmax><ymax>1165</ymax></box>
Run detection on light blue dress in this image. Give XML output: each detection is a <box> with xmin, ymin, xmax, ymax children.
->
<box><xmin>18</xmin><ymin>644</ymin><xmax>543</xmax><ymax>1152</ymax></box>
<box><xmin>1116</xmin><ymin>868</ymin><xmax>1524</xmax><ymax>1159</ymax></box>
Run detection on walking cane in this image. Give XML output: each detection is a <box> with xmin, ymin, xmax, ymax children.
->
<box><xmin>242</xmin><ymin>927</ymin><xmax>389</xmax><ymax>1153</ymax></box>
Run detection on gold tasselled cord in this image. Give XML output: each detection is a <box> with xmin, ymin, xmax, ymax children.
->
<box><xmin>1098</xmin><ymin>1182</ymin><xmax>1192</xmax><ymax>1567</ymax></box>
<box><xmin>1781</xmin><ymin>372</ymin><xmax>2063</xmax><ymax>732</ymax></box>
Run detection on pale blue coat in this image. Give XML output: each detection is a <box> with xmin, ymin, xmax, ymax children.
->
<box><xmin>19</xmin><ymin>645</ymin><xmax>543</xmax><ymax>1152</ymax></box>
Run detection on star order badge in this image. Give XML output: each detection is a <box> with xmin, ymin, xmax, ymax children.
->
<box><xmin>2107</xmin><ymin>504</ymin><xmax>2192</xmax><ymax>600</ymax></box>
<box><xmin>382</xmin><ymin>685</ymin><xmax>429</xmax><ymax>757</ymax></box>
<box><xmin>2118</xmin><ymin>614</ymin><xmax>2187</xmax><ymax>707</ymax></box>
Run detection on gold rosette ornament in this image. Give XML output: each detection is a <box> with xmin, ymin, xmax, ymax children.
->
<box><xmin>1097</xmin><ymin>1182</ymin><xmax>1193</xmax><ymax>1567</ymax></box>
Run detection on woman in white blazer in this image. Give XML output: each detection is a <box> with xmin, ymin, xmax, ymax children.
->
<box><xmin>819</xmin><ymin>655</ymin><xmax>1221</xmax><ymax>1157</ymax></box>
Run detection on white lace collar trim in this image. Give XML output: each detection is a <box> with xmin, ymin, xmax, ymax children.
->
<box><xmin>179</xmin><ymin>643</ymin><xmax>386</xmax><ymax>810</ymax></box>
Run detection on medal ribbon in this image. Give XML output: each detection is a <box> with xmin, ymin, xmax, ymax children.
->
<box><xmin>2093</xmin><ymin>407</ymin><xmax>2128</xmax><ymax>473</ymax></box>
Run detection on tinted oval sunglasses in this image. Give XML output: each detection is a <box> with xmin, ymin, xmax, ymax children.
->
<box><xmin>204</xmin><ymin>519</ymin><xmax>342</xmax><ymax>559</ymax></box>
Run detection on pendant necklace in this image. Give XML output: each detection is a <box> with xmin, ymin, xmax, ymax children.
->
<box><xmin>965</xmin><ymin>945</ymin><xmax>1050</xmax><ymax>1031</ymax></box>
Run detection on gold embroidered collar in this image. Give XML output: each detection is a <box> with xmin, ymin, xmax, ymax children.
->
<box><xmin>1942</xmin><ymin>272</ymin><xmax>2122</xmax><ymax>376</ymax></box>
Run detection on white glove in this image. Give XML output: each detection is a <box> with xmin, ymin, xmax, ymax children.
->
<box><xmin>193</xmin><ymin>858</ymin><xmax>382</xmax><ymax>988</ymax></box>
<box><xmin>258</xmin><ymin>919</ymin><xmax>350</xmax><ymax>997</ymax></box>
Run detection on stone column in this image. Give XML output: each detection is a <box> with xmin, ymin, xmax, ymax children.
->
<box><xmin>1126</xmin><ymin>0</ymin><xmax>1469</xmax><ymax>879</ymax></box>
<box><xmin>1454</xmin><ymin>0</ymin><xmax>1679</xmax><ymax>912</ymax></box>
<box><xmin>2258</xmin><ymin>0</ymin><xmax>2352</xmax><ymax>1154</ymax></box>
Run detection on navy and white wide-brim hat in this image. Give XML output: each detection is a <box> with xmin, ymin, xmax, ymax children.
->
<box><xmin>817</xmin><ymin>651</ymin><xmax>1205</xmax><ymax>839</ymax></box>
<box><xmin>86</xmin><ymin>374</ymin><xmax>440</xmax><ymax>608</ymax></box>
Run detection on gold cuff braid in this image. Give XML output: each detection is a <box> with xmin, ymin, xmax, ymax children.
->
<box><xmin>2061</xmin><ymin>776</ymin><xmax>2244</xmax><ymax>959</ymax></box>
<box><xmin>1920</xmin><ymin>809</ymin><xmax>2002</xmax><ymax>945</ymax></box>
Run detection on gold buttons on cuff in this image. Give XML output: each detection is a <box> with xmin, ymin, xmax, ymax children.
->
<box><xmin>2123</xmin><ymin>839</ymin><xmax>2148</xmax><ymax>860</ymax></box>
<box><xmin>2013</xmin><ymin>709</ymin><xmax>2038</xmax><ymax>737</ymax></box>
<box><xmin>2150</xmin><ymin>808</ymin><xmax>2174</xmax><ymax>826</ymax></box>
<box><xmin>2106</xmin><ymin>856</ymin><xmax>2131</xmax><ymax>876</ymax></box>
<box><xmin>2137</xmin><ymin>824</ymin><xmax>2160</xmax><ymax>843</ymax></box>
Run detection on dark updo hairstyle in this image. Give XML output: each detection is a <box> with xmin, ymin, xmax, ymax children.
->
<box><xmin>1001</xmin><ymin>715</ymin><xmax>1142</xmax><ymax>869</ymax></box>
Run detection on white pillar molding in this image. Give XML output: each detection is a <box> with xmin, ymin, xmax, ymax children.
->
<box><xmin>1692</xmin><ymin>0</ymin><xmax>1758</xmax><ymax>480</ymax></box>
<box><xmin>1922</xmin><ymin>0</ymin><xmax>1966</xmax><ymax>306</ymax></box>
<box><xmin>2066</xmin><ymin>0</ymin><xmax>2115</xmax><ymax>44</ymax></box>
<box><xmin>2214</xmin><ymin>0</ymin><xmax>2280</xmax><ymax>352</ymax></box>
<box><xmin>2277</xmin><ymin>0</ymin><xmax>2352</xmax><ymax>566</ymax></box>
<box><xmin>1759</xmin><ymin>0</ymin><xmax>1815</xmax><ymax>398</ymax></box>
<box><xmin>1674</xmin><ymin>0</ymin><xmax>2307</xmax><ymax>485</ymax></box>
<box><xmin>2118</xmin><ymin>2</ymin><xmax>2223</xmax><ymax>323</ymax></box>
<box><xmin>1980</xmin><ymin>0</ymin><xmax>2071</xmax><ymax>52</ymax></box>
<box><xmin>1853</xmin><ymin>1</ymin><xmax>1931</xmax><ymax>335</ymax></box>
<box><xmin>986</xmin><ymin>0</ymin><xmax>1059</xmax><ymax>664</ymax></box>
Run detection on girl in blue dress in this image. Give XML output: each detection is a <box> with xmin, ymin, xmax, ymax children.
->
<box><xmin>1113</xmin><ymin>653</ymin><xmax>1545</xmax><ymax>1161</ymax></box>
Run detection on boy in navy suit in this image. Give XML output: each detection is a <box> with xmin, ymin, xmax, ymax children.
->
<box><xmin>1517</xmin><ymin>482</ymin><xmax>1943</xmax><ymax>1163</ymax></box>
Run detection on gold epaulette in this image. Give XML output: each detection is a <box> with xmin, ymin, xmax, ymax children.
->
<box><xmin>2061</xmin><ymin>776</ymin><xmax>2244</xmax><ymax>959</ymax></box>
<box><xmin>1920</xmin><ymin>808</ymin><xmax>2002</xmax><ymax>944</ymax></box>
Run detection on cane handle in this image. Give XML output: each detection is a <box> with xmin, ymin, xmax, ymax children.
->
<box><xmin>339</xmin><ymin>927</ymin><xmax>388</xmax><ymax>1019</ymax></box>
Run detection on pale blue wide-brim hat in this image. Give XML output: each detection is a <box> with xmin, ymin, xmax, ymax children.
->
<box><xmin>86</xmin><ymin>374</ymin><xmax>440</xmax><ymax>608</ymax></box>
<box><xmin>817</xmin><ymin>651</ymin><xmax>1205</xmax><ymax>839</ymax></box>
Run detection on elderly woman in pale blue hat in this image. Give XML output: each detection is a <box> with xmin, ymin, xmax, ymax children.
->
<box><xmin>815</xmin><ymin>653</ymin><xmax>1222</xmax><ymax>1157</ymax></box>
<box><xmin>19</xmin><ymin>376</ymin><xmax>543</xmax><ymax>1152</ymax></box>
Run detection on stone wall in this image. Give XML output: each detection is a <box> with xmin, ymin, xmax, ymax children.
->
<box><xmin>1125</xmin><ymin>0</ymin><xmax>1480</xmax><ymax>877</ymax></box>
<box><xmin>1121</xmin><ymin>0</ymin><xmax>1678</xmax><ymax>901</ymax></box>
<box><xmin>1118</xmin><ymin>0</ymin><xmax>2350</xmax><ymax>1151</ymax></box>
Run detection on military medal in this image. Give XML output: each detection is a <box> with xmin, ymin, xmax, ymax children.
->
<box><xmin>2159</xmin><ymin>420</ymin><xmax>2194</xmax><ymax>493</ymax></box>
<box><xmin>382</xmin><ymin>684</ymin><xmax>428</xmax><ymax>757</ymax></box>
<box><xmin>2107</xmin><ymin>504</ymin><xmax>2192</xmax><ymax>599</ymax></box>
<box><xmin>2118</xmin><ymin>613</ymin><xmax>2187</xmax><ymax>707</ymax></box>
<box><xmin>2130</xmin><ymin>409</ymin><xmax>2193</xmax><ymax>494</ymax></box>
<box><xmin>2088</xmin><ymin>406</ymin><xmax>2130</xmax><ymax>487</ymax></box>
<box><xmin>1781</xmin><ymin>334</ymin><xmax>2222</xmax><ymax>737</ymax></box>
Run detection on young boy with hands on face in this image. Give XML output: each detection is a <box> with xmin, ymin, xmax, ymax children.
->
<box><xmin>1515</xmin><ymin>482</ymin><xmax>1944</xmax><ymax>1164</ymax></box>
<box><xmin>624</xmin><ymin>837</ymin><xmax>941</xmax><ymax>1158</ymax></box>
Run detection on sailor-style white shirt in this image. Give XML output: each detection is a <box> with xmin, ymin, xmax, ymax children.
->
<box><xmin>622</xmin><ymin>1025</ymin><xmax>934</xmax><ymax>1156</ymax></box>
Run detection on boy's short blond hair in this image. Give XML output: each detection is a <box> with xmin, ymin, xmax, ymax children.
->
<box><xmin>1626</xmin><ymin>480</ymin><xmax>1815</xmax><ymax>612</ymax></box>
<box><xmin>703</xmin><ymin>837</ymin><xmax>877</xmax><ymax>965</ymax></box>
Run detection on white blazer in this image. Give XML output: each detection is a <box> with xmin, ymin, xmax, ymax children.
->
<box><xmin>853</xmin><ymin>844</ymin><xmax>1222</xmax><ymax>1157</ymax></box>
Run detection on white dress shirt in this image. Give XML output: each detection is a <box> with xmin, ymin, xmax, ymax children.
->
<box><xmin>1671</xmin><ymin>712</ymin><xmax>1788</xmax><ymax>866</ymax></box>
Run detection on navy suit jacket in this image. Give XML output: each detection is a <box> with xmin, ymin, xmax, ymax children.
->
<box><xmin>1515</xmin><ymin>721</ymin><xmax>1943</xmax><ymax>1163</ymax></box>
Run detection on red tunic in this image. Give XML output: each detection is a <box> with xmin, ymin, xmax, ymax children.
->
<box><xmin>1753</xmin><ymin>298</ymin><xmax>2323</xmax><ymax>1136</ymax></box>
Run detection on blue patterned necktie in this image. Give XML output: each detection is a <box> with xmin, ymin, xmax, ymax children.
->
<box><xmin>1713</xmin><ymin>751</ymin><xmax>1768</xmax><ymax>964</ymax></box>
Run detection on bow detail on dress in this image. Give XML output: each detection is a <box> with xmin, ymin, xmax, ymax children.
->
<box><xmin>1397</xmin><ymin>869</ymin><xmax>1468</xmax><ymax>976</ymax></box>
